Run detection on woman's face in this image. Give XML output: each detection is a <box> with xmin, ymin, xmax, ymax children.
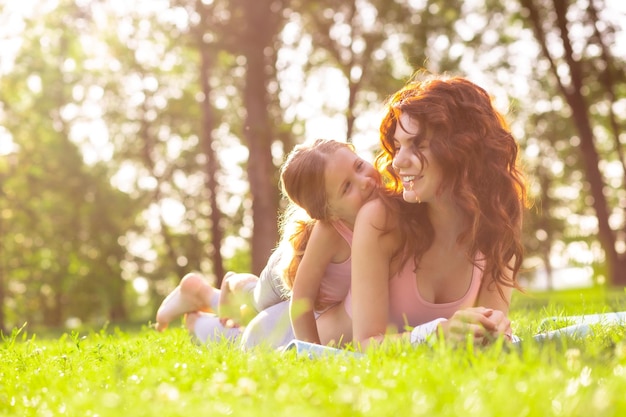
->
<box><xmin>391</xmin><ymin>113</ymin><xmax>443</xmax><ymax>204</ymax></box>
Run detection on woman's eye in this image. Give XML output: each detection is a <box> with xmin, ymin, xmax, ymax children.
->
<box><xmin>414</xmin><ymin>138</ymin><xmax>428</xmax><ymax>150</ymax></box>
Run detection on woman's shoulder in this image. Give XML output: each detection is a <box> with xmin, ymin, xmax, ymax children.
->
<box><xmin>355</xmin><ymin>197</ymin><xmax>400</xmax><ymax>230</ymax></box>
<box><xmin>360</xmin><ymin>197</ymin><xmax>387</xmax><ymax>216</ymax></box>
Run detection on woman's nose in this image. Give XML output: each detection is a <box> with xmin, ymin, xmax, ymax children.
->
<box><xmin>392</xmin><ymin>152</ymin><xmax>407</xmax><ymax>171</ymax></box>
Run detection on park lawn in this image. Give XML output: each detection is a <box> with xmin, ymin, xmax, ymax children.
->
<box><xmin>1</xmin><ymin>286</ymin><xmax>626</xmax><ymax>417</ymax></box>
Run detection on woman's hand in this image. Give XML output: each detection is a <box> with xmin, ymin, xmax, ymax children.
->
<box><xmin>484</xmin><ymin>308</ymin><xmax>512</xmax><ymax>341</ymax></box>
<box><xmin>439</xmin><ymin>307</ymin><xmax>511</xmax><ymax>345</ymax></box>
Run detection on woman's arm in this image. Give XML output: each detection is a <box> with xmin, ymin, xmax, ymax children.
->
<box><xmin>438</xmin><ymin>258</ymin><xmax>516</xmax><ymax>344</ymax></box>
<box><xmin>290</xmin><ymin>221</ymin><xmax>342</xmax><ymax>344</ymax></box>
<box><xmin>473</xmin><ymin>257</ymin><xmax>516</xmax><ymax>339</ymax></box>
<box><xmin>351</xmin><ymin>199</ymin><xmax>401</xmax><ymax>349</ymax></box>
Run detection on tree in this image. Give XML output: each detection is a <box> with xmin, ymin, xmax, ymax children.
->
<box><xmin>0</xmin><ymin>0</ymin><xmax>138</xmax><ymax>328</ymax></box>
<box><xmin>194</xmin><ymin>1</ymin><xmax>226</xmax><ymax>285</ymax></box>
<box><xmin>520</xmin><ymin>0</ymin><xmax>626</xmax><ymax>285</ymax></box>
<box><xmin>293</xmin><ymin>0</ymin><xmax>413</xmax><ymax>142</ymax></box>
<box><xmin>226</xmin><ymin>0</ymin><xmax>287</xmax><ymax>274</ymax></box>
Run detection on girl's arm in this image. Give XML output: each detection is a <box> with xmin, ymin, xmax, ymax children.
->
<box><xmin>351</xmin><ymin>199</ymin><xmax>401</xmax><ymax>349</ymax></box>
<box><xmin>290</xmin><ymin>221</ymin><xmax>343</xmax><ymax>344</ymax></box>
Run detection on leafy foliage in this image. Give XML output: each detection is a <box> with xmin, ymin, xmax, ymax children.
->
<box><xmin>0</xmin><ymin>0</ymin><xmax>624</xmax><ymax>331</ymax></box>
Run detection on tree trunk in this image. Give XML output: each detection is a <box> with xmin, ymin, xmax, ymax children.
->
<box><xmin>539</xmin><ymin>172</ymin><xmax>554</xmax><ymax>291</ymax></box>
<box><xmin>108</xmin><ymin>263</ymin><xmax>128</xmax><ymax>322</ymax></box>
<box><xmin>521</xmin><ymin>0</ymin><xmax>626</xmax><ymax>286</ymax></box>
<box><xmin>197</xmin><ymin>23</ymin><xmax>225</xmax><ymax>286</ymax></box>
<box><xmin>551</xmin><ymin>0</ymin><xmax>624</xmax><ymax>286</ymax></box>
<box><xmin>240</xmin><ymin>0</ymin><xmax>281</xmax><ymax>274</ymax></box>
<box><xmin>0</xmin><ymin>216</ymin><xmax>5</xmax><ymax>333</ymax></box>
<box><xmin>45</xmin><ymin>271</ymin><xmax>64</xmax><ymax>327</ymax></box>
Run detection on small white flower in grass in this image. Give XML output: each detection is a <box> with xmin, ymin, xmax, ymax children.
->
<box><xmin>565</xmin><ymin>348</ymin><xmax>581</xmax><ymax>371</ymax></box>
<box><xmin>128</xmin><ymin>374</ymin><xmax>141</xmax><ymax>383</ymax></box>
<box><xmin>592</xmin><ymin>386</ymin><xmax>611</xmax><ymax>412</ymax></box>
<box><xmin>515</xmin><ymin>381</ymin><xmax>528</xmax><ymax>393</ymax></box>
<box><xmin>209</xmin><ymin>372</ymin><xmax>234</xmax><ymax>395</ymax></box>
<box><xmin>212</xmin><ymin>371</ymin><xmax>227</xmax><ymax>383</ymax></box>
<box><xmin>102</xmin><ymin>393</ymin><xmax>120</xmax><ymax>408</ymax></box>
<box><xmin>334</xmin><ymin>385</ymin><xmax>357</xmax><ymax>404</ymax></box>
<box><xmin>236</xmin><ymin>377</ymin><xmax>257</xmax><ymax>396</ymax></box>
<box><xmin>565</xmin><ymin>379</ymin><xmax>579</xmax><ymax>397</ymax></box>
<box><xmin>156</xmin><ymin>383</ymin><xmax>180</xmax><ymax>402</ymax></box>
<box><xmin>578</xmin><ymin>366</ymin><xmax>592</xmax><ymax>387</ymax></box>
<box><xmin>614</xmin><ymin>341</ymin><xmax>626</xmax><ymax>360</ymax></box>
<box><xmin>273</xmin><ymin>383</ymin><xmax>290</xmax><ymax>402</ymax></box>
<box><xmin>410</xmin><ymin>391</ymin><xmax>434</xmax><ymax>416</ymax></box>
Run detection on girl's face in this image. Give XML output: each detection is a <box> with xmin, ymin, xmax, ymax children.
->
<box><xmin>391</xmin><ymin>113</ymin><xmax>443</xmax><ymax>204</ymax></box>
<box><xmin>324</xmin><ymin>147</ymin><xmax>380</xmax><ymax>227</ymax></box>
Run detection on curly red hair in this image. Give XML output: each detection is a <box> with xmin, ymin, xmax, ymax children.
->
<box><xmin>376</xmin><ymin>73</ymin><xmax>528</xmax><ymax>294</ymax></box>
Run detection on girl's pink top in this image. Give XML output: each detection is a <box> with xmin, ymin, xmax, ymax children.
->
<box><xmin>315</xmin><ymin>220</ymin><xmax>353</xmax><ymax>311</ymax></box>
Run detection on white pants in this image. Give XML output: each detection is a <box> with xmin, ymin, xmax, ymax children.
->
<box><xmin>191</xmin><ymin>300</ymin><xmax>294</xmax><ymax>350</ymax></box>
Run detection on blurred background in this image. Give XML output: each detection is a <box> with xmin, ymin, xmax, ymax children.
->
<box><xmin>0</xmin><ymin>0</ymin><xmax>624</xmax><ymax>333</ymax></box>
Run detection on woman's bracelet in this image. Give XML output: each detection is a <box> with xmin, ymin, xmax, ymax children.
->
<box><xmin>410</xmin><ymin>318</ymin><xmax>448</xmax><ymax>345</ymax></box>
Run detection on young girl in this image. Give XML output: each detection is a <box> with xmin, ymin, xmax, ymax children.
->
<box><xmin>279</xmin><ymin>139</ymin><xmax>381</xmax><ymax>345</ymax></box>
<box><xmin>154</xmin><ymin>138</ymin><xmax>380</xmax><ymax>348</ymax></box>
<box><xmin>350</xmin><ymin>74</ymin><xmax>527</xmax><ymax>349</ymax></box>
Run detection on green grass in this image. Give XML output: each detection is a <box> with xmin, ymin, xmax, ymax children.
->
<box><xmin>2</xmin><ymin>287</ymin><xmax>626</xmax><ymax>417</ymax></box>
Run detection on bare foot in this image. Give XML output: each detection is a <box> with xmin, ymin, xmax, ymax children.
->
<box><xmin>185</xmin><ymin>312</ymin><xmax>241</xmax><ymax>343</ymax></box>
<box><xmin>155</xmin><ymin>273</ymin><xmax>214</xmax><ymax>331</ymax></box>
<box><xmin>218</xmin><ymin>272</ymin><xmax>258</xmax><ymax>323</ymax></box>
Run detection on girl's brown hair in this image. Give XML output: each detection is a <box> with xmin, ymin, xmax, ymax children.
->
<box><xmin>279</xmin><ymin>139</ymin><xmax>356</xmax><ymax>290</ymax></box>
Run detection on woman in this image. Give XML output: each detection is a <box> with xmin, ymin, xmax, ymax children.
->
<box><xmin>350</xmin><ymin>74</ymin><xmax>527</xmax><ymax>349</ymax></box>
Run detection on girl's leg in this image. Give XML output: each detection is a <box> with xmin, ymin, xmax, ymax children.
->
<box><xmin>155</xmin><ymin>273</ymin><xmax>219</xmax><ymax>331</ymax></box>
<box><xmin>240</xmin><ymin>300</ymin><xmax>294</xmax><ymax>350</ymax></box>
<box><xmin>185</xmin><ymin>312</ymin><xmax>242</xmax><ymax>343</ymax></box>
<box><xmin>218</xmin><ymin>272</ymin><xmax>259</xmax><ymax>326</ymax></box>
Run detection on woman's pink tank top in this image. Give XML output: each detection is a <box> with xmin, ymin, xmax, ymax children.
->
<box><xmin>387</xmin><ymin>255</ymin><xmax>485</xmax><ymax>330</ymax></box>
<box><xmin>315</xmin><ymin>220</ymin><xmax>353</xmax><ymax>310</ymax></box>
